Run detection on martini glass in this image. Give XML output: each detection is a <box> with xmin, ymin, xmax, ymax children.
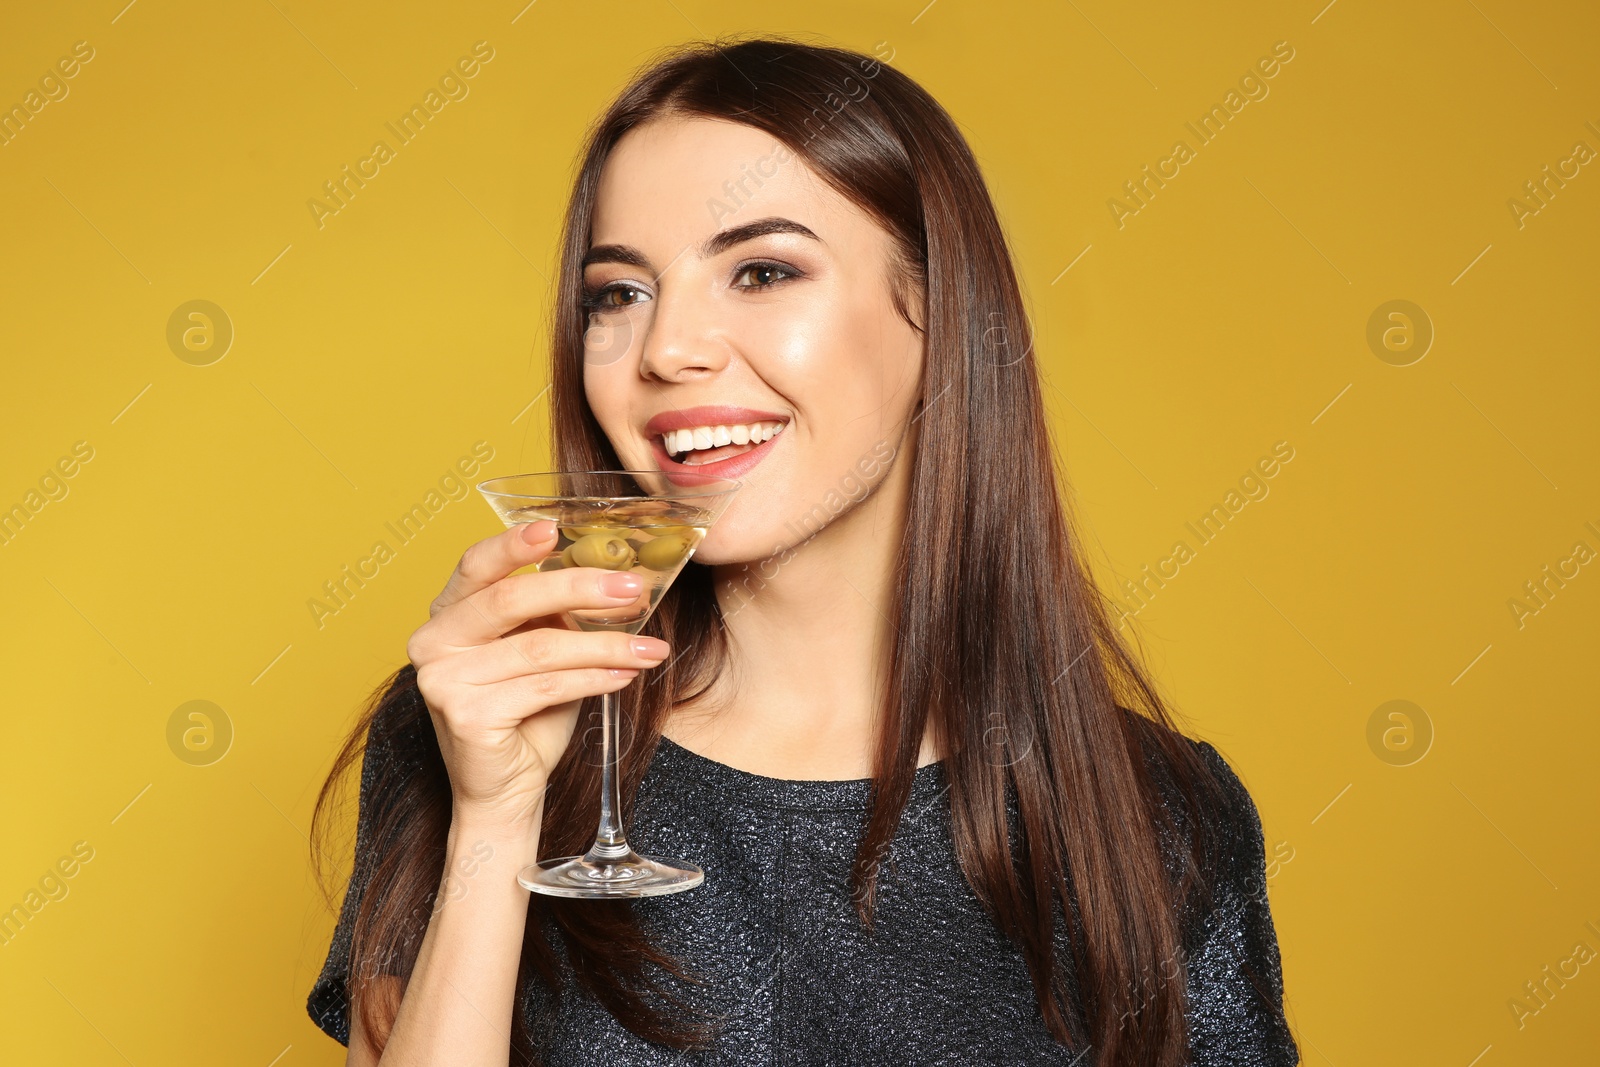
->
<box><xmin>476</xmin><ymin>469</ymin><xmax>740</xmax><ymax>898</ymax></box>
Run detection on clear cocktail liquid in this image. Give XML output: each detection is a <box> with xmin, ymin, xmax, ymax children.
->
<box><xmin>488</xmin><ymin>498</ymin><xmax>713</xmax><ymax>632</ymax></box>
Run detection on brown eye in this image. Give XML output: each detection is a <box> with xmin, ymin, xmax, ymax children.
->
<box><xmin>734</xmin><ymin>262</ymin><xmax>797</xmax><ymax>289</ymax></box>
<box><xmin>582</xmin><ymin>283</ymin><xmax>650</xmax><ymax>311</ymax></box>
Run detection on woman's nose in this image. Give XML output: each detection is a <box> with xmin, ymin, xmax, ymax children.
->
<box><xmin>637</xmin><ymin>278</ymin><xmax>730</xmax><ymax>381</ymax></box>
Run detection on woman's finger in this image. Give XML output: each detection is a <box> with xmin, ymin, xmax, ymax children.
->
<box><xmin>449</xmin><ymin>628</ymin><xmax>669</xmax><ymax>687</ymax></box>
<box><xmin>468</xmin><ymin>665</ymin><xmax>640</xmax><ymax>723</ymax></box>
<box><xmin>428</xmin><ymin>520</ymin><xmax>558</xmax><ymax>617</ymax></box>
<box><xmin>418</xmin><ymin>567</ymin><xmax>650</xmax><ymax>655</ymax></box>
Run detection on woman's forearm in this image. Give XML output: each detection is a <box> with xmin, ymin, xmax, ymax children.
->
<box><xmin>363</xmin><ymin>815</ymin><xmax>537</xmax><ymax>1066</ymax></box>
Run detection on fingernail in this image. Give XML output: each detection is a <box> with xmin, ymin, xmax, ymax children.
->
<box><xmin>632</xmin><ymin>638</ymin><xmax>669</xmax><ymax>659</ymax></box>
<box><xmin>521</xmin><ymin>520</ymin><xmax>556</xmax><ymax>543</ymax></box>
<box><xmin>600</xmin><ymin>572</ymin><xmax>643</xmax><ymax>598</ymax></box>
<box><xmin>609</xmin><ymin>668</ymin><xmax>640</xmax><ymax>679</ymax></box>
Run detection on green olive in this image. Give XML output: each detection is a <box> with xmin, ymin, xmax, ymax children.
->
<box><xmin>568</xmin><ymin>531</ymin><xmax>636</xmax><ymax>570</ymax></box>
<box><xmin>651</xmin><ymin>525</ymin><xmax>693</xmax><ymax>540</ymax></box>
<box><xmin>638</xmin><ymin>532</ymin><xmax>695</xmax><ymax>571</ymax></box>
<box><xmin>567</xmin><ymin>525</ymin><xmax>613</xmax><ymax>539</ymax></box>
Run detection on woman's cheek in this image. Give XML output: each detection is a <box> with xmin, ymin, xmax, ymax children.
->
<box><xmin>580</xmin><ymin>375</ymin><xmax>638</xmax><ymax>461</ymax></box>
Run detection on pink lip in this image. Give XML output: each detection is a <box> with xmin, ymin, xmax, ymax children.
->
<box><xmin>648</xmin><ymin>425</ymin><xmax>783</xmax><ymax>483</ymax></box>
<box><xmin>644</xmin><ymin>405</ymin><xmax>789</xmax><ymax>435</ymax></box>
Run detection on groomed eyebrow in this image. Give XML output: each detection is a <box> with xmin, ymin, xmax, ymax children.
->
<box><xmin>581</xmin><ymin>216</ymin><xmax>821</xmax><ymax>273</ymax></box>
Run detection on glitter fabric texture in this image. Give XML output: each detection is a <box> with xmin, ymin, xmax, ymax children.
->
<box><xmin>309</xmin><ymin>725</ymin><xmax>1299</xmax><ymax>1065</ymax></box>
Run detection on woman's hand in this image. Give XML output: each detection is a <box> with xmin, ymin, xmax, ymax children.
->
<box><xmin>405</xmin><ymin>520</ymin><xmax>670</xmax><ymax>833</ymax></box>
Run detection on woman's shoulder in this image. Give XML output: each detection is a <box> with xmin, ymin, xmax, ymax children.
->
<box><xmin>1120</xmin><ymin>706</ymin><xmax>1262</xmax><ymax>834</ymax></box>
<box><xmin>1121</xmin><ymin>711</ymin><xmax>1299</xmax><ymax>1060</ymax></box>
<box><xmin>1116</xmin><ymin>707</ymin><xmax>1271</xmax><ymax>912</ymax></box>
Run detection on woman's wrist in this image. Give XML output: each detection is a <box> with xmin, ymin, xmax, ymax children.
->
<box><xmin>379</xmin><ymin>797</ymin><xmax>539</xmax><ymax>1063</ymax></box>
<box><xmin>432</xmin><ymin>812</ymin><xmax>540</xmax><ymax>918</ymax></box>
<box><xmin>448</xmin><ymin>794</ymin><xmax>545</xmax><ymax>853</ymax></box>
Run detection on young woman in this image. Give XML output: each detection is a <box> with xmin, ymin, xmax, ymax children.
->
<box><xmin>306</xmin><ymin>35</ymin><xmax>1298</xmax><ymax>1067</ymax></box>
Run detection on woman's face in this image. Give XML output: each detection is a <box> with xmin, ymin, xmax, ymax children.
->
<box><xmin>582</xmin><ymin>115</ymin><xmax>925</xmax><ymax>566</ymax></box>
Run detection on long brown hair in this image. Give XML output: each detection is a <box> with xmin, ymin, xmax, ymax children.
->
<box><xmin>313</xmin><ymin>33</ymin><xmax>1262</xmax><ymax>1066</ymax></box>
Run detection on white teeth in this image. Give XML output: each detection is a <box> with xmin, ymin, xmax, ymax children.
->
<box><xmin>661</xmin><ymin>420</ymin><xmax>787</xmax><ymax>457</ymax></box>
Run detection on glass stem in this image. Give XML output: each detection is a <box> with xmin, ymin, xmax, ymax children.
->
<box><xmin>585</xmin><ymin>683</ymin><xmax>632</xmax><ymax>862</ymax></box>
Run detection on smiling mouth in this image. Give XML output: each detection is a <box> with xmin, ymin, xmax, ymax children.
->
<box><xmin>661</xmin><ymin>419</ymin><xmax>787</xmax><ymax>466</ymax></box>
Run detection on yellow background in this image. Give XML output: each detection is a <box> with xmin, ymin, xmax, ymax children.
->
<box><xmin>2</xmin><ymin>0</ymin><xmax>1596</xmax><ymax>1063</ymax></box>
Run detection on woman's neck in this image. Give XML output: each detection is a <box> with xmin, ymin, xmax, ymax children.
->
<box><xmin>662</xmin><ymin>446</ymin><xmax>938</xmax><ymax>780</ymax></box>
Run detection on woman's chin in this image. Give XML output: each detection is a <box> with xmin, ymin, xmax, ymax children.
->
<box><xmin>685</xmin><ymin>542</ymin><xmax>760</xmax><ymax>570</ymax></box>
<box><xmin>686</xmin><ymin>526</ymin><xmax>798</xmax><ymax>571</ymax></box>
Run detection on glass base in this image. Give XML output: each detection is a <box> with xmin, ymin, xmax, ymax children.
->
<box><xmin>518</xmin><ymin>851</ymin><xmax>704</xmax><ymax>898</ymax></box>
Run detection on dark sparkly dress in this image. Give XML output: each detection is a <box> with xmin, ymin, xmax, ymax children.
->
<box><xmin>308</xmin><ymin>703</ymin><xmax>1299</xmax><ymax>1065</ymax></box>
